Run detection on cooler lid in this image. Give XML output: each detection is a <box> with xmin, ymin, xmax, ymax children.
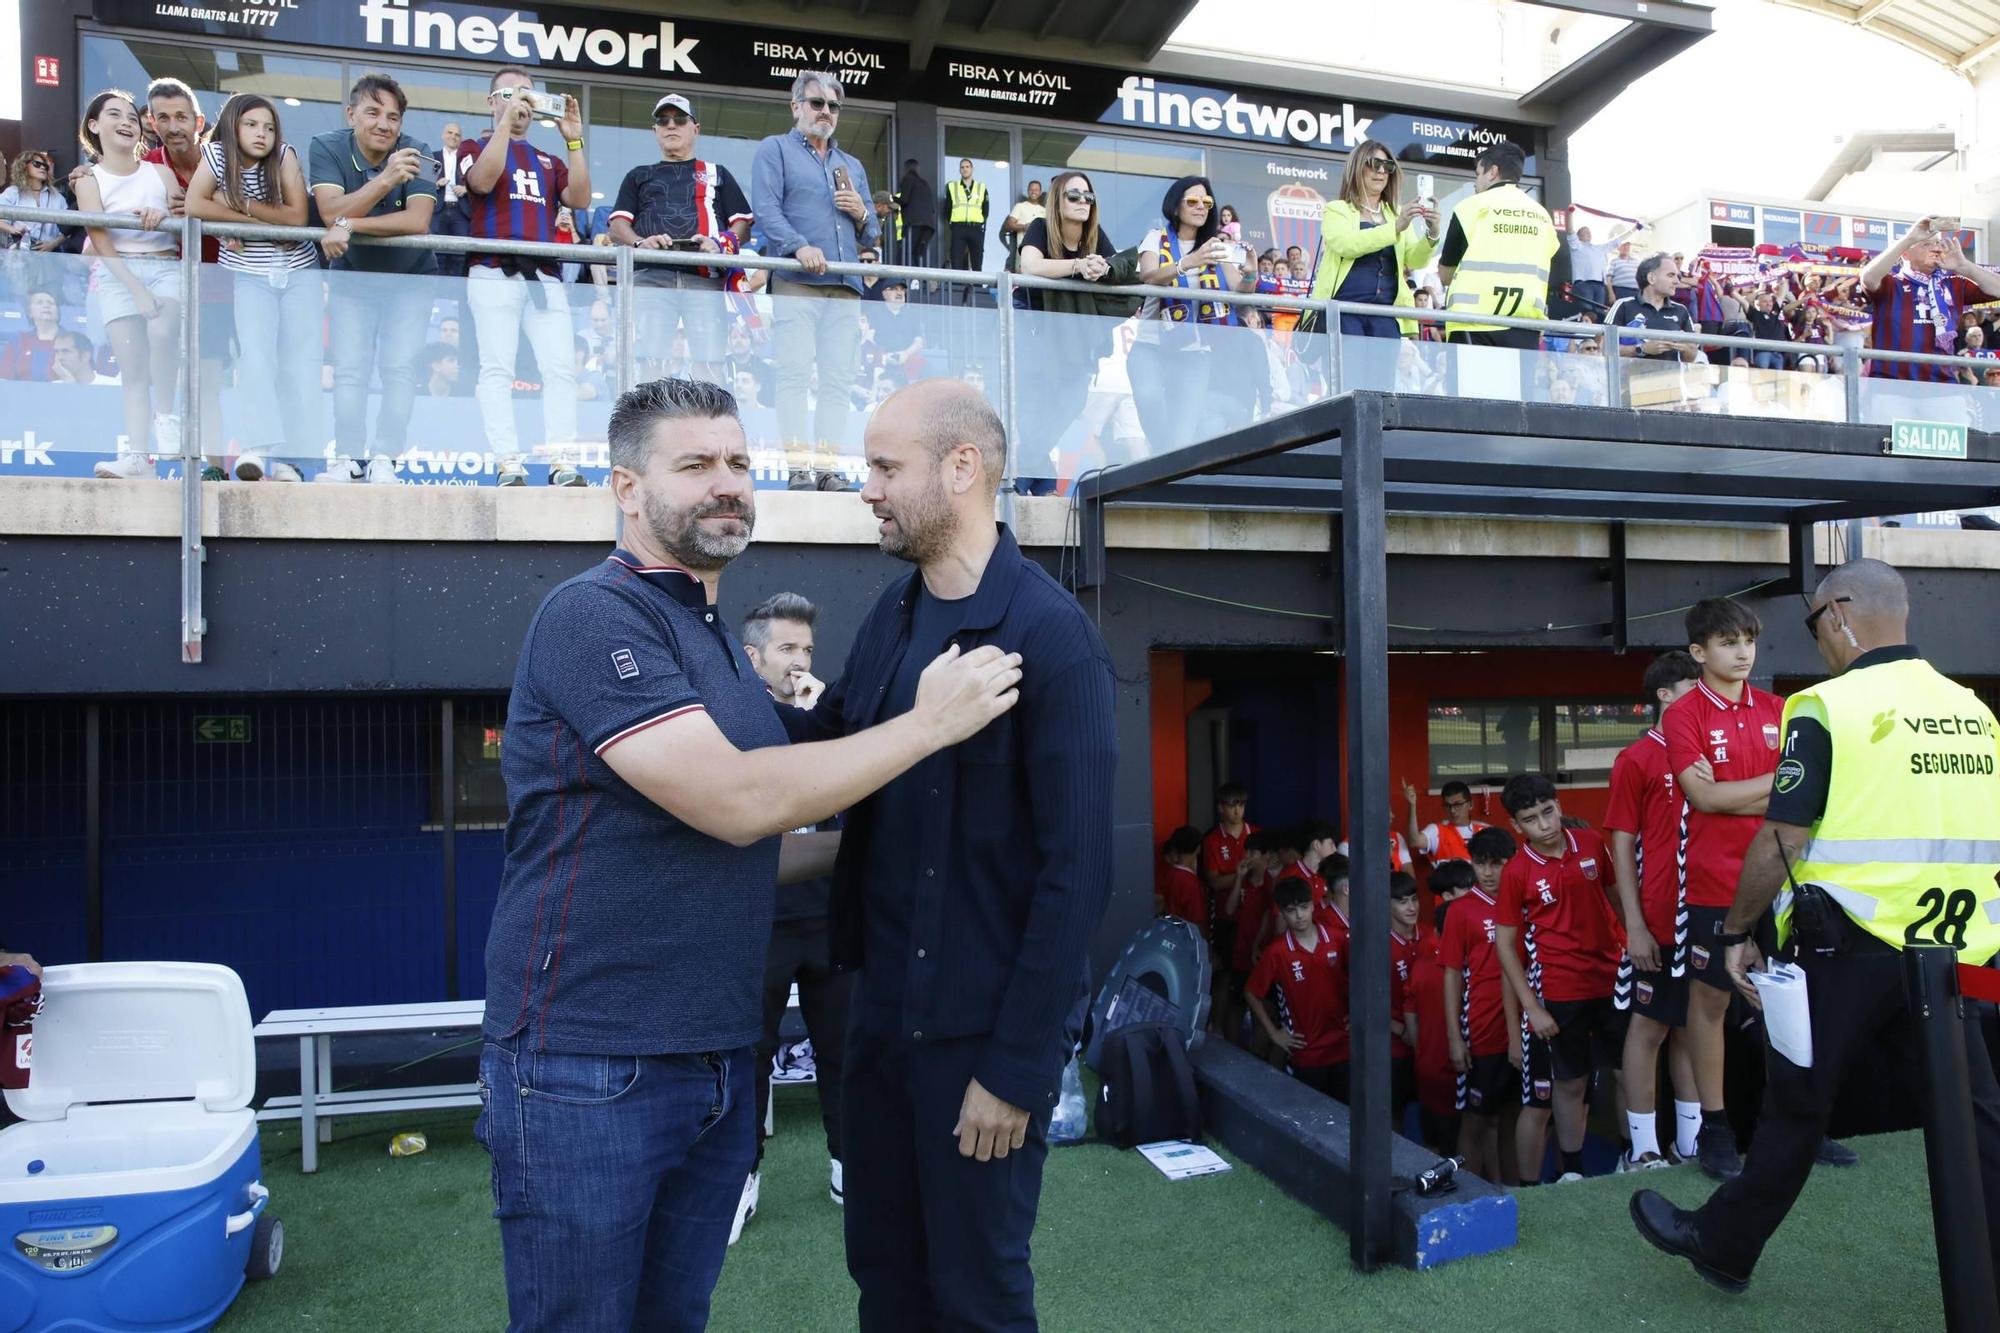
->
<box><xmin>4</xmin><ymin>962</ymin><xmax>256</xmax><ymax>1121</ymax></box>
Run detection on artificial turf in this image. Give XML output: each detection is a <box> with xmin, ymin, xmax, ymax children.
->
<box><xmin>222</xmin><ymin>1090</ymin><xmax>1946</xmax><ymax>1332</ymax></box>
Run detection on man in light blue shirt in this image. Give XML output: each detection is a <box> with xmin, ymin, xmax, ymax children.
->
<box><xmin>752</xmin><ymin>71</ymin><xmax>878</xmax><ymax>491</ymax></box>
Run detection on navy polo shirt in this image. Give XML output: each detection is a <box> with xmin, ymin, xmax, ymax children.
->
<box><xmin>484</xmin><ymin>550</ymin><xmax>787</xmax><ymax>1055</ymax></box>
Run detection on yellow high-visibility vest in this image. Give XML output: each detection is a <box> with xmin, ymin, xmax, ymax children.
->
<box><xmin>1443</xmin><ymin>182</ymin><xmax>1558</xmax><ymax>337</ymax></box>
<box><xmin>1773</xmin><ymin>656</ymin><xmax>2000</xmax><ymax>963</ymax></box>
<box><xmin>948</xmin><ymin>180</ymin><xmax>987</xmax><ymax>224</ymax></box>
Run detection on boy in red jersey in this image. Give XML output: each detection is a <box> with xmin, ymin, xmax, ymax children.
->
<box><xmin>1387</xmin><ymin>872</ymin><xmax>1426</xmax><ymax>1125</ymax></box>
<box><xmin>1155</xmin><ymin>825</ymin><xmax>1208</xmax><ymax>931</ymax></box>
<box><xmin>1202</xmin><ymin>783</ymin><xmax>1255</xmax><ymax>1036</ymax></box>
<box><xmin>1246</xmin><ymin>877</ymin><xmax>1351</xmax><ymax>1100</ymax></box>
<box><xmin>1411</xmin><ymin>860</ymin><xmax>1473</xmax><ymax>1155</ymax></box>
<box><xmin>1607</xmin><ymin>650</ymin><xmax>1704</xmax><ymax>1171</ymax></box>
<box><xmin>1442</xmin><ymin>836</ymin><xmax>1517</xmax><ymax>1181</ymax></box>
<box><xmin>1661</xmin><ymin>597</ymin><xmax>1782</xmax><ymax>1181</ymax></box>
<box><xmin>1495</xmin><ymin>774</ymin><xmax>1624</xmax><ymax>1184</ymax></box>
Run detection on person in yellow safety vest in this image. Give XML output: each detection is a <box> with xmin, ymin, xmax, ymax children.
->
<box><xmin>1631</xmin><ymin>557</ymin><xmax>2000</xmax><ymax>1296</ymax></box>
<box><xmin>1437</xmin><ymin>140</ymin><xmax>1558</xmax><ymax>349</ymax></box>
<box><xmin>945</xmin><ymin>157</ymin><xmax>989</xmax><ymax>297</ymax></box>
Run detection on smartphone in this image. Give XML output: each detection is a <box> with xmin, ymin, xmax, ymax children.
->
<box><xmin>668</xmin><ymin>238</ymin><xmax>702</xmax><ymax>251</ymax></box>
<box><xmin>1226</xmin><ymin>242</ymin><xmax>1249</xmax><ymax>267</ymax></box>
<box><xmin>831</xmin><ymin>165</ymin><xmax>853</xmax><ymax>195</ymax></box>
<box><xmin>528</xmin><ymin>90</ymin><xmax>569</xmax><ymax>116</ymax></box>
<box><xmin>1416</xmin><ymin>174</ymin><xmax>1436</xmax><ymax>206</ymax></box>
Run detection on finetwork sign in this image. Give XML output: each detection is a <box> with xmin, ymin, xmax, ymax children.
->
<box><xmin>1113</xmin><ymin>77</ymin><xmax>1375</xmax><ymax>150</ymax></box>
<box><xmin>356</xmin><ymin>0</ymin><xmax>703</xmax><ymax>72</ymax></box>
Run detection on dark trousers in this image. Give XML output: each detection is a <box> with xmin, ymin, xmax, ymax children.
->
<box><xmin>948</xmin><ymin>223</ymin><xmax>984</xmax><ymax>303</ymax></box>
<box><xmin>1695</xmin><ymin>931</ymin><xmax>2000</xmax><ymax>1277</ymax></box>
<box><xmin>844</xmin><ymin>1017</ymin><xmax>1051</xmax><ymax>1331</ymax></box>
<box><xmin>754</xmin><ymin>914</ymin><xmax>853</xmax><ymax>1168</ymax></box>
<box><xmin>432</xmin><ymin>198</ymin><xmax>469</xmax><ymax>278</ymax></box>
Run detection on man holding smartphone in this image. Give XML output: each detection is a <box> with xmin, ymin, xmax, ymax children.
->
<box><xmin>751</xmin><ymin>71</ymin><xmax>878</xmax><ymax>492</ymax></box>
<box><xmin>459</xmin><ymin>66</ymin><xmax>592</xmax><ymax>488</ymax></box>
<box><xmin>610</xmin><ymin>93</ymin><xmax>753</xmax><ymax>386</ymax></box>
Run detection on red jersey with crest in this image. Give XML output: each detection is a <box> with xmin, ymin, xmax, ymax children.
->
<box><xmin>1441</xmin><ymin>887</ymin><xmax>1509</xmax><ymax>1056</ymax></box>
<box><xmin>1200</xmin><ymin>823</ymin><xmax>1255</xmax><ymax>882</ymax></box>
<box><xmin>1406</xmin><ymin>931</ymin><xmax>1456</xmax><ymax>1114</ymax></box>
<box><xmin>1389</xmin><ymin>928</ymin><xmax>1426</xmax><ymax>1060</ymax></box>
<box><xmin>1496</xmin><ymin>827</ymin><xmax>1621</xmax><ymax>1003</ymax></box>
<box><xmin>1663</xmin><ymin>680</ymin><xmax>1785</xmax><ymax>909</ymax></box>
<box><xmin>1232</xmin><ymin>870</ymin><xmax>1273</xmax><ymax>972</ymax></box>
<box><xmin>1602</xmin><ymin>728</ymin><xmax>1682</xmax><ymax>943</ymax></box>
<box><xmin>1247</xmin><ymin>922</ymin><xmax>1349</xmax><ymax>1068</ymax></box>
<box><xmin>1157</xmin><ymin>862</ymin><xmax>1208</xmax><ymax>934</ymax></box>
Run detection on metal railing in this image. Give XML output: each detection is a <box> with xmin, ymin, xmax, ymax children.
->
<box><xmin>6</xmin><ymin>202</ymin><xmax>1997</xmax><ymax>665</ymax></box>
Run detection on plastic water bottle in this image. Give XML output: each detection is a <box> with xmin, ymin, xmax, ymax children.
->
<box><xmin>1049</xmin><ymin>1053</ymin><xmax>1087</xmax><ymax>1144</ymax></box>
<box><xmin>1621</xmin><ymin>313</ymin><xmax>1648</xmax><ymax>349</ymax></box>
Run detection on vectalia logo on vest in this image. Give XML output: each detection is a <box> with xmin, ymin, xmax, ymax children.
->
<box><xmin>357</xmin><ymin>0</ymin><xmax>704</xmax><ymax>73</ymax></box>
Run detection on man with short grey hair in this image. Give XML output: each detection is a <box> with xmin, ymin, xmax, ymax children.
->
<box><xmin>751</xmin><ymin>71</ymin><xmax>877</xmax><ymax>492</ymax></box>
<box><xmin>478</xmin><ymin>377</ymin><xmax>1022</xmax><ymax>1331</ymax></box>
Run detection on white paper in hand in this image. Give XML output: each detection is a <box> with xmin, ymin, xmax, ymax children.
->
<box><xmin>1750</xmin><ymin>963</ymin><xmax>1813</xmax><ymax>1068</ymax></box>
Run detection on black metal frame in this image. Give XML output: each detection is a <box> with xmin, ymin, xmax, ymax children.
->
<box><xmin>1072</xmin><ymin>390</ymin><xmax>2000</xmax><ymax>1268</ymax></box>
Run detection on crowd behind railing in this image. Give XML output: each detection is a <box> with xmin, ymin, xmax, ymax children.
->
<box><xmin>2</xmin><ymin>65</ymin><xmax>1998</xmax><ymax>508</ymax></box>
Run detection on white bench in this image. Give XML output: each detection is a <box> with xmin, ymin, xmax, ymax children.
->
<box><xmin>253</xmin><ymin>989</ymin><xmax>808</xmax><ymax>1172</ymax></box>
<box><xmin>253</xmin><ymin>1000</ymin><xmax>486</xmax><ymax>1173</ymax></box>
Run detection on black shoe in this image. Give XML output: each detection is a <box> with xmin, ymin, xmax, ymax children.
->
<box><xmin>1630</xmin><ymin>1189</ymin><xmax>1751</xmax><ymax>1294</ymax></box>
<box><xmin>1816</xmin><ymin>1137</ymin><xmax>1859</xmax><ymax>1167</ymax></box>
<box><xmin>786</xmin><ymin>470</ymin><xmax>817</xmax><ymax>491</ymax></box>
<box><xmin>814</xmin><ymin>470</ymin><xmax>853</xmax><ymax>492</ymax></box>
<box><xmin>1697</xmin><ymin>1122</ymin><xmax>1743</xmax><ymax>1181</ymax></box>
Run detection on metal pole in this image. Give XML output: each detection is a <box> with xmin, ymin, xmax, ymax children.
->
<box><xmin>441</xmin><ymin>697</ymin><xmax>459</xmax><ymax>1002</ymax></box>
<box><xmin>1905</xmin><ymin>945</ymin><xmax>2000</xmax><ymax>1333</ymax></box>
<box><xmin>179</xmin><ymin>219</ymin><xmax>205</xmax><ymax>665</ymax></box>
<box><xmin>997</xmin><ymin>270</ymin><xmax>1018</xmax><ymax>521</ymax></box>
<box><xmin>1602</xmin><ymin>317</ymin><xmax>1623</xmax><ymax>408</ymax></box>
<box><xmin>615</xmin><ymin>245</ymin><xmax>636</xmax><ymax>395</ymax></box>
<box><xmin>1340</xmin><ymin>393</ymin><xmax>1393</xmax><ymax>1270</ymax></box>
<box><xmin>1843</xmin><ymin>346</ymin><xmax>1863</xmax><ymax>425</ymax></box>
<box><xmin>85</xmin><ymin>702</ymin><xmax>102</xmax><ymax>963</ymax></box>
<box><xmin>1326</xmin><ymin>301</ymin><xmax>1344</xmax><ymax>395</ymax></box>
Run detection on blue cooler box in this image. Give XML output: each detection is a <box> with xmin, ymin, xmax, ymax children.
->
<box><xmin>0</xmin><ymin>963</ymin><xmax>281</xmax><ymax>1331</ymax></box>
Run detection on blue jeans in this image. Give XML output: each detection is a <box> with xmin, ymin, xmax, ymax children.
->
<box><xmin>1753</xmin><ymin>350</ymin><xmax>1787</xmax><ymax>371</ymax></box>
<box><xmin>329</xmin><ymin>270</ymin><xmax>432</xmax><ymax>456</ymax></box>
<box><xmin>476</xmin><ymin>1035</ymin><xmax>756</xmax><ymax>1332</ymax></box>
<box><xmin>231</xmin><ymin>268</ymin><xmax>325</xmax><ymax>455</ymax></box>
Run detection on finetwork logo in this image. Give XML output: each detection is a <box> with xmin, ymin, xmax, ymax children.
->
<box><xmin>357</xmin><ymin>0</ymin><xmax>702</xmax><ymax>73</ymax></box>
<box><xmin>1114</xmin><ymin>77</ymin><xmax>1374</xmax><ymax>150</ymax></box>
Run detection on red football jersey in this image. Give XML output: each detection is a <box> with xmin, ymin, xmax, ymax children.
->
<box><xmin>1389</xmin><ymin>928</ymin><xmax>1425</xmax><ymax>1060</ymax></box>
<box><xmin>1200</xmin><ymin>823</ymin><xmax>1255</xmax><ymax>881</ymax></box>
<box><xmin>1406</xmin><ymin>933</ymin><xmax>1457</xmax><ymax>1115</ymax></box>
<box><xmin>1602</xmin><ymin>729</ymin><xmax>1683</xmax><ymax>944</ymax></box>
<box><xmin>1247</xmin><ymin>922</ymin><xmax>1349</xmax><ymax>1068</ymax></box>
<box><xmin>1663</xmin><ymin>679</ymin><xmax>1784</xmax><ymax>909</ymax></box>
<box><xmin>1497</xmin><ymin>827</ymin><xmax>1621</xmax><ymax>1003</ymax></box>
<box><xmin>1231</xmin><ymin>871</ymin><xmax>1273</xmax><ymax>972</ymax></box>
<box><xmin>1157</xmin><ymin>863</ymin><xmax>1208</xmax><ymax>934</ymax></box>
<box><xmin>1440</xmin><ymin>887</ymin><xmax>1509</xmax><ymax>1057</ymax></box>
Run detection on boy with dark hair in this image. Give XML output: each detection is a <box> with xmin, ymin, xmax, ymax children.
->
<box><xmin>1494</xmin><ymin>774</ymin><xmax>1624</xmax><ymax>1184</ymax></box>
<box><xmin>1202</xmin><ymin>783</ymin><xmax>1255</xmax><ymax>1034</ymax></box>
<box><xmin>1388</xmin><ymin>871</ymin><xmax>1426</xmax><ymax>1125</ymax></box>
<box><xmin>1219</xmin><ymin>831</ymin><xmax>1275</xmax><ymax>1040</ymax></box>
<box><xmin>1317</xmin><ymin>851</ymin><xmax>1352</xmax><ymax>941</ymax></box>
<box><xmin>1155</xmin><ymin>825</ymin><xmax>1207</xmax><ymax>930</ymax></box>
<box><xmin>1442</xmin><ymin>841</ymin><xmax>1516</xmax><ymax>1179</ymax></box>
<box><xmin>1413</xmin><ymin>859</ymin><xmax>1474</xmax><ymax>1153</ymax></box>
<box><xmin>1661</xmin><ymin>596</ymin><xmax>1782</xmax><ymax>1181</ymax></box>
<box><xmin>1246</xmin><ymin>877</ymin><xmax>1351</xmax><ymax>1100</ymax></box>
<box><xmin>1255</xmin><ymin>824</ymin><xmax>1339</xmax><ymax>958</ymax></box>
<box><xmin>1607</xmin><ymin>650</ymin><xmax>1704</xmax><ymax>1171</ymax></box>
<box><xmin>1402</xmin><ymin>777</ymin><xmax>1492</xmax><ymax>868</ymax></box>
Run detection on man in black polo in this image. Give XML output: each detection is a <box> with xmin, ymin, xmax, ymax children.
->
<box><xmin>309</xmin><ymin>73</ymin><xmax>438</xmax><ymax>481</ymax></box>
<box><xmin>781</xmin><ymin>377</ymin><xmax>1118</xmax><ymax>1328</ymax></box>
<box><xmin>477</xmin><ymin>377</ymin><xmax>1023</xmax><ymax>1332</ymax></box>
<box><xmin>1607</xmin><ymin>253</ymin><xmax>1699</xmax><ymax>368</ymax></box>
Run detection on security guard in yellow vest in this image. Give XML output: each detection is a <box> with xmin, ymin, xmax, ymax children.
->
<box><xmin>1632</xmin><ymin>558</ymin><xmax>2000</xmax><ymax>1296</ymax></box>
<box><xmin>1437</xmin><ymin>140</ymin><xmax>1558</xmax><ymax>348</ymax></box>
<box><xmin>945</xmin><ymin>158</ymin><xmax>989</xmax><ymax>292</ymax></box>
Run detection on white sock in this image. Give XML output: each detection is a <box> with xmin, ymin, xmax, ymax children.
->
<box><xmin>1626</xmin><ymin>1111</ymin><xmax>1660</xmax><ymax>1160</ymax></box>
<box><xmin>1675</xmin><ymin>1100</ymin><xmax>1703</xmax><ymax>1158</ymax></box>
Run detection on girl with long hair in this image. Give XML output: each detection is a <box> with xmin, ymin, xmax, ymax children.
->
<box><xmin>73</xmin><ymin>89</ymin><xmax>181</xmax><ymax>479</ymax></box>
<box><xmin>1308</xmin><ymin>139</ymin><xmax>1437</xmax><ymax>389</ymax></box>
<box><xmin>187</xmin><ymin>92</ymin><xmax>320</xmax><ymax>481</ymax></box>
<box><xmin>1016</xmin><ymin>169</ymin><xmax>1127</xmax><ymax>483</ymax></box>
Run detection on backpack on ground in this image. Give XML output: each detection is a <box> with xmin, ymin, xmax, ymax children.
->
<box><xmin>1092</xmin><ymin>1021</ymin><xmax>1202</xmax><ymax>1148</ymax></box>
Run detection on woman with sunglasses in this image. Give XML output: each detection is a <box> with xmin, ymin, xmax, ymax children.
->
<box><xmin>1133</xmin><ymin>174</ymin><xmax>1258</xmax><ymax>451</ymax></box>
<box><xmin>1017</xmin><ymin>170</ymin><xmax>1137</xmax><ymax>484</ymax></box>
<box><xmin>1310</xmin><ymin>139</ymin><xmax>1437</xmax><ymax>388</ymax></box>
<box><xmin>0</xmin><ymin>151</ymin><xmax>71</xmax><ymax>301</ymax></box>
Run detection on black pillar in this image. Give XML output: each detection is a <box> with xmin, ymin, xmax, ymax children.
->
<box><xmin>441</xmin><ymin>697</ymin><xmax>459</xmax><ymax>1001</ymax></box>
<box><xmin>85</xmin><ymin>702</ymin><xmax>102</xmax><ymax>963</ymax></box>
<box><xmin>1906</xmin><ymin>945</ymin><xmax>2000</xmax><ymax>1333</ymax></box>
<box><xmin>1341</xmin><ymin>393</ymin><xmax>1393</xmax><ymax>1268</ymax></box>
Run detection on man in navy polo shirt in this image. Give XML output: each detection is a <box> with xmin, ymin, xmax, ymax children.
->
<box><xmin>782</xmin><ymin>378</ymin><xmax>1117</xmax><ymax>1329</ymax></box>
<box><xmin>477</xmin><ymin>377</ymin><xmax>1023</xmax><ymax>1332</ymax></box>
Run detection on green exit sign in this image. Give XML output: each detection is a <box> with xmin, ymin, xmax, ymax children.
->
<box><xmin>194</xmin><ymin>715</ymin><xmax>251</xmax><ymax>744</ymax></box>
<box><xmin>1888</xmin><ymin>418</ymin><xmax>1968</xmax><ymax>460</ymax></box>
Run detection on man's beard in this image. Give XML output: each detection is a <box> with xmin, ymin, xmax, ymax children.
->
<box><xmin>801</xmin><ymin>120</ymin><xmax>835</xmax><ymax>142</ymax></box>
<box><xmin>878</xmin><ymin>469</ymin><xmax>957</xmax><ymax>565</ymax></box>
<box><xmin>644</xmin><ymin>490</ymin><xmax>754</xmax><ymax>569</ymax></box>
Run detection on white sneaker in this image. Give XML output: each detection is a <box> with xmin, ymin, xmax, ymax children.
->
<box><xmin>234</xmin><ymin>455</ymin><xmax>266</xmax><ymax>481</ymax></box>
<box><xmin>1556</xmin><ymin>1171</ymin><xmax>1585</xmax><ymax>1184</ymax></box>
<box><xmin>267</xmin><ymin>461</ymin><xmax>302</xmax><ymax>483</ymax></box>
<box><xmin>728</xmin><ymin>1171</ymin><xmax>760</xmax><ymax>1246</ymax></box>
<box><xmin>496</xmin><ymin>460</ymin><xmax>528</xmax><ymax>487</ymax></box>
<box><xmin>93</xmin><ymin>452</ymin><xmax>152</xmax><ymax>480</ymax></box>
<box><xmin>364</xmin><ymin>455</ymin><xmax>400</xmax><ymax>484</ymax></box>
<box><xmin>314</xmin><ymin>458</ymin><xmax>363</xmax><ymax>483</ymax></box>
<box><xmin>830</xmin><ymin>1158</ymin><xmax>843</xmax><ymax>1207</ymax></box>
<box><xmin>153</xmin><ymin>414</ymin><xmax>182</xmax><ymax>455</ymax></box>
<box><xmin>548</xmin><ymin>462</ymin><xmax>586</xmax><ymax>488</ymax></box>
